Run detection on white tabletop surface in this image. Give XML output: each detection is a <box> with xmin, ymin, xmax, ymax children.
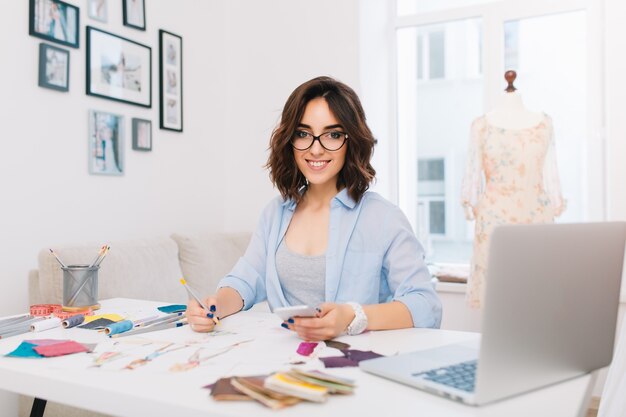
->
<box><xmin>0</xmin><ymin>298</ymin><xmax>591</xmax><ymax>417</ymax></box>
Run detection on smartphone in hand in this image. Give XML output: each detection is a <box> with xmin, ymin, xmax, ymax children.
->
<box><xmin>274</xmin><ymin>305</ymin><xmax>317</xmax><ymax>321</ymax></box>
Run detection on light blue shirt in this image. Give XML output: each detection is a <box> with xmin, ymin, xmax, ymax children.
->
<box><xmin>218</xmin><ymin>189</ymin><xmax>442</xmax><ymax>328</ymax></box>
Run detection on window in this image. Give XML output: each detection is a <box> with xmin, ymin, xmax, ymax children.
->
<box><xmin>397</xmin><ymin>18</ymin><xmax>483</xmax><ymax>263</ymax></box>
<box><xmin>394</xmin><ymin>0</ymin><xmax>601</xmax><ymax>265</ymax></box>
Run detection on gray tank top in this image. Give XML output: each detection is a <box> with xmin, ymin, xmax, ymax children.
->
<box><xmin>275</xmin><ymin>239</ymin><xmax>326</xmax><ymax>307</ymax></box>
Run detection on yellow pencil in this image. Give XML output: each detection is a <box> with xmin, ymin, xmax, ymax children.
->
<box><xmin>179</xmin><ymin>278</ymin><xmax>219</xmax><ymax>325</ymax></box>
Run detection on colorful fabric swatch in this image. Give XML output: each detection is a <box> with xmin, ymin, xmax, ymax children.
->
<box><xmin>33</xmin><ymin>340</ymin><xmax>89</xmax><ymax>357</ymax></box>
<box><xmin>78</xmin><ymin>318</ymin><xmax>116</xmax><ymax>330</ymax></box>
<box><xmin>320</xmin><ymin>349</ymin><xmax>383</xmax><ymax>368</ymax></box>
<box><xmin>209</xmin><ymin>377</ymin><xmax>255</xmax><ymax>401</ymax></box>
<box><xmin>157</xmin><ymin>304</ymin><xmax>187</xmax><ymax>314</ymax></box>
<box><xmin>24</xmin><ymin>339</ymin><xmax>68</xmax><ymax>346</ymax></box>
<box><xmin>341</xmin><ymin>349</ymin><xmax>383</xmax><ymax>362</ymax></box>
<box><xmin>319</xmin><ymin>356</ymin><xmax>358</xmax><ymax>368</ymax></box>
<box><xmin>324</xmin><ymin>340</ymin><xmax>351</xmax><ymax>350</ymax></box>
<box><xmin>296</xmin><ymin>342</ymin><xmax>318</xmax><ymax>356</ymax></box>
<box><xmin>83</xmin><ymin>314</ymin><xmax>124</xmax><ymax>324</ymax></box>
<box><xmin>6</xmin><ymin>342</ymin><xmax>43</xmax><ymax>358</ymax></box>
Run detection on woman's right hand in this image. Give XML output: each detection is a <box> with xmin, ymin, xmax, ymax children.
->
<box><xmin>186</xmin><ymin>296</ymin><xmax>217</xmax><ymax>333</ymax></box>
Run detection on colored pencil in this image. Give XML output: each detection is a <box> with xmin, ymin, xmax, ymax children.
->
<box><xmin>94</xmin><ymin>246</ymin><xmax>111</xmax><ymax>267</ymax></box>
<box><xmin>131</xmin><ymin>315</ymin><xmax>159</xmax><ymax>326</ymax></box>
<box><xmin>49</xmin><ymin>249</ymin><xmax>67</xmax><ymax>268</ymax></box>
<box><xmin>111</xmin><ymin>320</ymin><xmax>188</xmax><ymax>338</ymax></box>
<box><xmin>135</xmin><ymin>313</ymin><xmax>184</xmax><ymax>327</ymax></box>
<box><xmin>179</xmin><ymin>278</ymin><xmax>219</xmax><ymax>325</ymax></box>
<box><xmin>88</xmin><ymin>245</ymin><xmax>107</xmax><ymax>268</ymax></box>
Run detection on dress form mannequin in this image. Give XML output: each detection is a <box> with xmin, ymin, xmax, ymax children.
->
<box><xmin>485</xmin><ymin>71</ymin><xmax>543</xmax><ymax>129</ymax></box>
<box><xmin>460</xmin><ymin>70</ymin><xmax>566</xmax><ymax>309</ymax></box>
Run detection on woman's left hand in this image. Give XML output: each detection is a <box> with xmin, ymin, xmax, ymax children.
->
<box><xmin>284</xmin><ymin>302</ymin><xmax>355</xmax><ymax>341</ymax></box>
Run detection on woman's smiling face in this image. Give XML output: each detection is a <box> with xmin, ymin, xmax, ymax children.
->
<box><xmin>293</xmin><ymin>97</ymin><xmax>347</xmax><ymax>190</ymax></box>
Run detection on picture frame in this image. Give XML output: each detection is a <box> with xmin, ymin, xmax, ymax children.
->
<box><xmin>88</xmin><ymin>110</ymin><xmax>124</xmax><ymax>176</ymax></box>
<box><xmin>86</xmin><ymin>26</ymin><xmax>152</xmax><ymax>108</ymax></box>
<box><xmin>38</xmin><ymin>43</ymin><xmax>70</xmax><ymax>92</ymax></box>
<box><xmin>87</xmin><ymin>0</ymin><xmax>108</xmax><ymax>23</ymax></box>
<box><xmin>159</xmin><ymin>30</ymin><xmax>183</xmax><ymax>132</ymax></box>
<box><xmin>123</xmin><ymin>0</ymin><xmax>146</xmax><ymax>31</ymax></box>
<box><xmin>29</xmin><ymin>0</ymin><xmax>79</xmax><ymax>48</ymax></box>
<box><xmin>132</xmin><ymin>118</ymin><xmax>152</xmax><ymax>151</ymax></box>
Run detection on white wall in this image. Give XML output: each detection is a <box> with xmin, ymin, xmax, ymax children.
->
<box><xmin>0</xmin><ymin>0</ymin><xmax>360</xmax><ymax>315</ymax></box>
<box><xmin>0</xmin><ymin>2</ymin><xmax>359</xmax><ymax>414</ymax></box>
<box><xmin>605</xmin><ymin>0</ymin><xmax>626</xmax><ymax>307</ymax></box>
<box><xmin>215</xmin><ymin>1</ymin><xmax>360</xmax><ymax>231</ymax></box>
<box><xmin>606</xmin><ymin>0</ymin><xmax>626</xmax><ymax>223</ymax></box>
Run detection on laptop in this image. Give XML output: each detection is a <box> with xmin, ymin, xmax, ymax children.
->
<box><xmin>360</xmin><ymin>222</ymin><xmax>626</xmax><ymax>406</ymax></box>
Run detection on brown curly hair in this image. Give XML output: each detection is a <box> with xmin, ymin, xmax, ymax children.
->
<box><xmin>266</xmin><ymin>76</ymin><xmax>376</xmax><ymax>203</ymax></box>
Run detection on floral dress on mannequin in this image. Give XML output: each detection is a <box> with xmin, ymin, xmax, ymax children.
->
<box><xmin>460</xmin><ymin>113</ymin><xmax>566</xmax><ymax>309</ymax></box>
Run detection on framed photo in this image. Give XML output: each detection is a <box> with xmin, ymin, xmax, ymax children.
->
<box><xmin>29</xmin><ymin>0</ymin><xmax>79</xmax><ymax>48</ymax></box>
<box><xmin>132</xmin><ymin>118</ymin><xmax>152</xmax><ymax>151</ymax></box>
<box><xmin>89</xmin><ymin>110</ymin><xmax>124</xmax><ymax>176</ymax></box>
<box><xmin>159</xmin><ymin>30</ymin><xmax>183</xmax><ymax>132</ymax></box>
<box><xmin>38</xmin><ymin>43</ymin><xmax>69</xmax><ymax>92</ymax></box>
<box><xmin>86</xmin><ymin>26</ymin><xmax>152</xmax><ymax>108</ymax></box>
<box><xmin>123</xmin><ymin>0</ymin><xmax>146</xmax><ymax>30</ymax></box>
<box><xmin>88</xmin><ymin>0</ymin><xmax>108</xmax><ymax>23</ymax></box>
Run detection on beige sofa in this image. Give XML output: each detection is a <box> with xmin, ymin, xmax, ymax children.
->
<box><xmin>21</xmin><ymin>231</ymin><xmax>252</xmax><ymax>417</ymax></box>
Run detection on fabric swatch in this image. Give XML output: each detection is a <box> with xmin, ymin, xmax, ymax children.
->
<box><xmin>24</xmin><ymin>339</ymin><xmax>68</xmax><ymax>346</ymax></box>
<box><xmin>6</xmin><ymin>342</ymin><xmax>43</xmax><ymax>358</ymax></box>
<box><xmin>157</xmin><ymin>304</ymin><xmax>187</xmax><ymax>314</ymax></box>
<box><xmin>341</xmin><ymin>349</ymin><xmax>383</xmax><ymax>362</ymax></box>
<box><xmin>81</xmin><ymin>343</ymin><xmax>98</xmax><ymax>353</ymax></box>
<box><xmin>34</xmin><ymin>340</ymin><xmax>89</xmax><ymax>357</ymax></box>
<box><xmin>296</xmin><ymin>342</ymin><xmax>318</xmax><ymax>356</ymax></box>
<box><xmin>78</xmin><ymin>318</ymin><xmax>116</xmax><ymax>330</ymax></box>
<box><xmin>319</xmin><ymin>356</ymin><xmax>358</xmax><ymax>368</ymax></box>
<box><xmin>320</xmin><ymin>349</ymin><xmax>383</xmax><ymax>368</ymax></box>
<box><xmin>83</xmin><ymin>314</ymin><xmax>124</xmax><ymax>324</ymax></box>
<box><xmin>210</xmin><ymin>377</ymin><xmax>254</xmax><ymax>401</ymax></box>
<box><xmin>324</xmin><ymin>340</ymin><xmax>351</xmax><ymax>350</ymax></box>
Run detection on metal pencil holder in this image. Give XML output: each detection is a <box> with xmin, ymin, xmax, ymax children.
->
<box><xmin>62</xmin><ymin>265</ymin><xmax>101</xmax><ymax>311</ymax></box>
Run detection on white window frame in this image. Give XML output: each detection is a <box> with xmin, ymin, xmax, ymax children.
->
<box><xmin>389</xmin><ymin>0</ymin><xmax>607</xmax><ymax>234</ymax></box>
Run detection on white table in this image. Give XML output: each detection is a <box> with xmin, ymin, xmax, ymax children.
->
<box><xmin>0</xmin><ymin>298</ymin><xmax>593</xmax><ymax>417</ymax></box>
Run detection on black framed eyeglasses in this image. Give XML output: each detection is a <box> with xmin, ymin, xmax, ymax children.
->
<box><xmin>291</xmin><ymin>131</ymin><xmax>348</xmax><ymax>151</ymax></box>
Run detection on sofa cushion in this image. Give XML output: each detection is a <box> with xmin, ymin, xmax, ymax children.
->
<box><xmin>38</xmin><ymin>237</ymin><xmax>186</xmax><ymax>305</ymax></box>
<box><xmin>171</xmin><ymin>232</ymin><xmax>251</xmax><ymax>298</ymax></box>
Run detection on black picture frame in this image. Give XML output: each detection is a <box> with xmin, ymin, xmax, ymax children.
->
<box><xmin>29</xmin><ymin>0</ymin><xmax>80</xmax><ymax>48</ymax></box>
<box><xmin>159</xmin><ymin>30</ymin><xmax>183</xmax><ymax>132</ymax></box>
<box><xmin>88</xmin><ymin>109</ymin><xmax>125</xmax><ymax>176</ymax></box>
<box><xmin>86</xmin><ymin>26</ymin><xmax>152</xmax><ymax>108</ymax></box>
<box><xmin>132</xmin><ymin>118</ymin><xmax>152</xmax><ymax>151</ymax></box>
<box><xmin>38</xmin><ymin>43</ymin><xmax>70</xmax><ymax>92</ymax></box>
<box><xmin>122</xmin><ymin>0</ymin><xmax>146</xmax><ymax>31</ymax></box>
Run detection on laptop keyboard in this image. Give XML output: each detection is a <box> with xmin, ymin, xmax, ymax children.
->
<box><xmin>413</xmin><ymin>360</ymin><xmax>477</xmax><ymax>393</ymax></box>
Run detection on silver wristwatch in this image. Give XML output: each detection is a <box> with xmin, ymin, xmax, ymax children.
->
<box><xmin>345</xmin><ymin>302</ymin><xmax>368</xmax><ymax>335</ymax></box>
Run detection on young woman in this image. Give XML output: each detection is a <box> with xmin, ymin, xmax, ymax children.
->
<box><xmin>187</xmin><ymin>76</ymin><xmax>441</xmax><ymax>341</ymax></box>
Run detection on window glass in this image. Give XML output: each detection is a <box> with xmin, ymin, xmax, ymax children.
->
<box><xmin>503</xmin><ymin>11</ymin><xmax>587</xmax><ymax>223</ymax></box>
<box><xmin>428</xmin><ymin>31</ymin><xmax>445</xmax><ymax>79</ymax></box>
<box><xmin>397</xmin><ymin>18</ymin><xmax>482</xmax><ymax>263</ymax></box>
